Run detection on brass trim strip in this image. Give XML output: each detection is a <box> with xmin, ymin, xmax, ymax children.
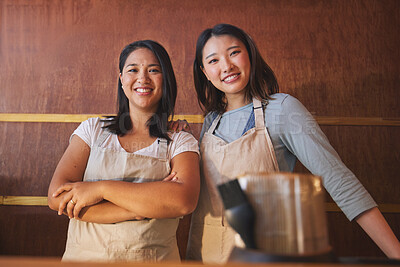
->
<box><xmin>0</xmin><ymin>196</ymin><xmax>48</xmax><ymax>206</ymax></box>
<box><xmin>325</xmin><ymin>202</ymin><xmax>400</xmax><ymax>213</ymax></box>
<box><xmin>0</xmin><ymin>113</ymin><xmax>109</xmax><ymax>123</ymax></box>
<box><xmin>0</xmin><ymin>113</ymin><xmax>400</xmax><ymax>126</ymax></box>
<box><xmin>172</xmin><ymin>115</ymin><xmax>204</xmax><ymax>124</ymax></box>
<box><xmin>0</xmin><ymin>113</ymin><xmax>203</xmax><ymax>124</ymax></box>
<box><xmin>314</xmin><ymin>116</ymin><xmax>400</xmax><ymax>126</ymax></box>
<box><xmin>1</xmin><ymin>196</ymin><xmax>400</xmax><ymax>213</ymax></box>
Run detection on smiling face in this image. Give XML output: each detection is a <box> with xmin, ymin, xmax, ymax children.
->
<box><xmin>201</xmin><ymin>35</ymin><xmax>251</xmax><ymax>104</ymax></box>
<box><xmin>119</xmin><ymin>48</ymin><xmax>163</xmax><ymax>114</ymax></box>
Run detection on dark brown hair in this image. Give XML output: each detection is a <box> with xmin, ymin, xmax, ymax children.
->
<box><xmin>193</xmin><ymin>23</ymin><xmax>279</xmax><ymax>114</ymax></box>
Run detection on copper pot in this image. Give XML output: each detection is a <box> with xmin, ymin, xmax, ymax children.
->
<box><xmin>237</xmin><ymin>172</ymin><xmax>331</xmax><ymax>256</ymax></box>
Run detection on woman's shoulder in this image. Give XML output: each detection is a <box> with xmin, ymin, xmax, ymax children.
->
<box><xmin>268</xmin><ymin>93</ymin><xmax>294</xmax><ymax>105</ymax></box>
<box><xmin>168</xmin><ymin>131</ymin><xmax>198</xmax><ymax>145</ymax></box>
<box><xmin>267</xmin><ymin>93</ymin><xmax>307</xmax><ymax>113</ymax></box>
<box><xmin>80</xmin><ymin>117</ymin><xmax>110</xmax><ymax>132</ymax></box>
<box><xmin>167</xmin><ymin>131</ymin><xmax>199</xmax><ymax>158</ymax></box>
<box><xmin>72</xmin><ymin>117</ymin><xmax>110</xmax><ymax>147</ymax></box>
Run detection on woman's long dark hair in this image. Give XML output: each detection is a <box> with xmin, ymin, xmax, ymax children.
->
<box><xmin>193</xmin><ymin>23</ymin><xmax>279</xmax><ymax>114</ymax></box>
<box><xmin>103</xmin><ymin>40</ymin><xmax>177</xmax><ymax>141</ymax></box>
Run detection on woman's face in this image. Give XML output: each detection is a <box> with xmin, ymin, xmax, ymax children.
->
<box><xmin>119</xmin><ymin>48</ymin><xmax>163</xmax><ymax>114</ymax></box>
<box><xmin>201</xmin><ymin>35</ymin><xmax>251</xmax><ymax>100</ymax></box>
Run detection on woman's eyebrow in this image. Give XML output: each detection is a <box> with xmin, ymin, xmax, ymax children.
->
<box><xmin>205</xmin><ymin>53</ymin><xmax>216</xmax><ymax>60</ymax></box>
<box><xmin>125</xmin><ymin>63</ymin><xmax>160</xmax><ymax>67</ymax></box>
<box><xmin>204</xmin><ymin>45</ymin><xmax>241</xmax><ymax>60</ymax></box>
<box><xmin>227</xmin><ymin>45</ymin><xmax>241</xmax><ymax>50</ymax></box>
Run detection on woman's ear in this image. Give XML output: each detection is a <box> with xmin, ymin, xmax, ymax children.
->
<box><xmin>201</xmin><ymin>66</ymin><xmax>210</xmax><ymax>81</ymax></box>
<box><xmin>119</xmin><ymin>73</ymin><xmax>123</xmax><ymax>86</ymax></box>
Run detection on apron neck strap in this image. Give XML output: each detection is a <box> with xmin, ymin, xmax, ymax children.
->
<box><xmin>207</xmin><ymin>98</ymin><xmax>265</xmax><ymax>134</ymax></box>
<box><xmin>207</xmin><ymin>113</ymin><xmax>223</xmax><ymax>134</ymax></box>
<box><xmin>96</xmin><ymin>131</ymin><xmax>112</xmax><ymax>147</ymax></box>
<box><xmin>157</xmin><ymin>138</ymin><xmax>168</xmax><ymax>160</ymax></box>
<box><xmin>253</xmin><ymin>98</ymin><xmax>265</xmax><ymax>129</ymax></box>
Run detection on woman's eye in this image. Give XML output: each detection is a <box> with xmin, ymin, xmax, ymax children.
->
<box><xmin>127</xmin><ymin>69</ymin><xmax>138</xmax><ymax>73</ymax></box>
<box><xmin>208</xmin><ymin>59</ymin><xmax>217</xmax><ymax>64</ymax></box>
<box><xmin>149</xmin><ymin>68</ymin><xmax>161</xmax><ymax>73</ymax></box>
<box><xmin>231</xmin><ymin>50</ymin><xmax>240</xmax><ymax>56</ymax></box>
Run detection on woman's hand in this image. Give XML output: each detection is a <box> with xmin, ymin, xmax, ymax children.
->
<box><xmin>162</xmin><ymin>171</ymin><xmax>181</xmax><ymax>183</ymax></box>
<box><xmin>168</xmin><ymin>119</ymin><xmax>192</xmax><ymax>134</ymax></box>
<box><xmin>53</xmin><ymin>181</ymin><xmax>104</xmax><ymax>219</ymax></box>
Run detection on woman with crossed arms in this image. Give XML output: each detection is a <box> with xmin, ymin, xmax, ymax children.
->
<box><xmin>48</xmin><ymin>40</ymin><xmax>200</xmax><ymax>262</ymax></box>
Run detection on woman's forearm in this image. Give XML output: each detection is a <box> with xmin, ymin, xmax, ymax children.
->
<box><xmin>356</xmin><ymin>207</ymin><xmax>400</xmax><ymax>259</ymax></box>
<box><xmin>50</xmin><ymin>189</ymin><xmax>145</xmax><ymax>224</ymax></box>
<box><xmin>51</xmin><ymin>152</ymin><xmax>200</xmax><ymax>221</ymax></box>
<box><xmin>99</xmin><ymin>179</ymin><xmax>195</xmax><ymax>219</ymax></box>
<box><xmin>77</xmin><ymin>200</ymin><xmax>144</xmax><ymax>224</ymax></box>
<box><xmin>99</xmin><ymin>152</ymin><xmax>200</xmax><ymax>219</ymax></box>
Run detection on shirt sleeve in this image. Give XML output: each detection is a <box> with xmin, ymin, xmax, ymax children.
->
<box><xmin>274</xmin><ymin>95</ymin><xmax>377</xmax><ymax>221</ymax></box>
<box><xmin>70</xmin><ymin>117</ymin><xmax>102</xmax><ymax>148</ymax></box>
<box><xmin>169</xmin><ymin>131</ymin><xmax>200</xmax><ymax>160</ymax></box>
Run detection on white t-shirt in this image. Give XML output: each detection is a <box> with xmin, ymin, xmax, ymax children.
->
<box><xmin>72</xmin><ymin>117</ymin><xmax>199</xmax><ymax>160</ymax></box>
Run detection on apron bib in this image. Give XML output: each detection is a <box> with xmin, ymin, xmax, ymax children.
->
<box><xmin>62</xmin><ymin>132</ymin><xmax>180</xmax><ymax>262</ymax></box>
<box><xmin>186</xmin><ymin>98</ymin><xmax>279</xmax><ymax>264</ymax></box>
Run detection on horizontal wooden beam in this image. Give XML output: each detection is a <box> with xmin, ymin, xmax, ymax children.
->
<box><xmin>314</xmin><ymin>116</ymin><xmax>400</xmax><ymax>126</ymax></box>
<box><xmin>324</xmin><ymin>202</ymin><xmax>400</xmax><ymax>213</ymax></box>
<box><xmin>0</xmin><ymin>113</ymin><xmax>109</xmax><ymax>123</ymax></box>
<box><xmin>0</xmin><ymin>196</ymin><xmax>48</xmax><ymax>206</ymax></box>
<box><xmin>1</xmin><ymin>196</ymin><xmax>399</xmax><ymax>213</ymax></box>
<box><xmin>0</xmin><ymin>113</ymin><xmax>399</xmax><ymax>126</ymax></box>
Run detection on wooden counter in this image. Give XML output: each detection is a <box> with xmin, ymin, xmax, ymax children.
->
<box><xmin>1</xmin><ymin>256</ymin><xmax>399</xmax><ymax>267</ymax></box>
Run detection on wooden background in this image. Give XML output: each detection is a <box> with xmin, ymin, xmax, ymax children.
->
<box><xmin>1</xmin><ymin>0</ymin><xmax>399</xmax><ymax>260</ymax></box>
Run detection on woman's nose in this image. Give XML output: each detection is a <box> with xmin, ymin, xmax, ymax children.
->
<box><xmin>137</xmin><ymin>71</ymin><xmax>150</xmax><ymax>83</ymax></box>
<box><xmin>221</xmin><ymin>58</ymin><xmax>233</xmax><ymax>72</ymax></box>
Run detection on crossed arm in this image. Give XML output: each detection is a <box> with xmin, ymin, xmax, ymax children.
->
<box><xmin>47</xmin><ymin>135</ymin><xmax>200</xmax><ymax>224</ymax></box>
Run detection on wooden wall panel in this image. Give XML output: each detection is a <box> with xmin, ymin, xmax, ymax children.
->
<box><xmin>1</xmin><ymin>0</ymin><xmax>399</xmax><ymax>260</ymax></box>
<box><xmin>2</xmin><ymin>0</ymin><xmax>398</xmax><ymax>116</ymax></box>
<box><xmin>0</xmin><ymin>122</ymin><xmax>77</xmax><ymax>196</ymax></box>
<box><xmin>0</xmin><ymin>206</ymin><xmax>68</xmax><ymax>256</ymax></box>
<box><xmin>326</xmin><ymin>212</ymin><xmax>400</xmax><ymax>258</ymax></box>
<box><xmin>319</xmin><ymin>126</ymin><xmax>400</xmax><ymax>204</ymax></box>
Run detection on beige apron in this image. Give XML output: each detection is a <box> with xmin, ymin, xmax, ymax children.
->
<box><xmin>62</xmin><ymin>132</ymin><xmax>180</xmax><ymax>262</ymax></box>
<box><xmin>186</xmin><ymin>98</ymin><xmax>279</xmax><ymax>264</ymax></box>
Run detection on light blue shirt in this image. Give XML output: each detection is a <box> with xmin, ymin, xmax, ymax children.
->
<box><xmin>200</xmin><ymin>93</ymin><xmax>376</xmax><ymax>221</ymax></box>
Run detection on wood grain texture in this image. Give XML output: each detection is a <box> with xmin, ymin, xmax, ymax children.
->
<box><xmin>0</xmin><ymin>122</ymin><xmax>77</xmax><ymax>196</ymax></box>
<box><xmin>0</xmin><ymin>206</ymin><xmax>68</xmax><ymax>256</ymax></box>
<box><xmin>0</xmin><ymin>196</ymin><xmax>47</xmax><ymax>206</ymax></box>
<box><xmin>326</xmin><ymin>212</ymin><xmax>400</xmax><ymax>258</ymax></box>
<box><xmin>1</xmin><ymin>0</ymin><xmax>398</xmax><ymax>116</ymax></box>
<box><xmin>1</xmin><ymin>0</ymin><xmax>399</xmax><ymax>260</ymax></box>
<box><xmin>3</xmin><ymin>256</ymin><xmax>391</xmax><ymax>267</ymax></box>
<box><xmin>319</xmin><ymin>125</ymin><xmax>400</xmax><ymax>204</ymax></box>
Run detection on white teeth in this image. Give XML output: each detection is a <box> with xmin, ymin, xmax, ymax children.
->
<box><xmin>136</xmin><ymin>88</ymin><xmax>152</xmax><ymax>93</ymax></box>
<box><xmin>224</xmin><ymin>74</ymin><xmax>238</xmax><ymax>82</ymax></box>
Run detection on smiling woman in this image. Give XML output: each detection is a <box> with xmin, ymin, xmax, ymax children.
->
<box><xmin>47</xmin><ymin>40</ymin><xmax>200</xmax><ymax>263</ymax></box>
<box><xmin>119</xmin><ymin>48</ymin><xmax>163</xmax><ymax>115</ymax></box>
<box><xmin>201</xmin><ymin>35</ymin><xmax>251</xmax><ymax>110</ymax></box>
<box><xmin>185</xmin><ymin>23</ymin><xmax>400</xmax><ymax>264</ymax></box>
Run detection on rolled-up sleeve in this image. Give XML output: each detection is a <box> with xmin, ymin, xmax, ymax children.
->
<box><xmin>271</xmin><ymin>95</ymin><xmax>376</xmax><ymax>221</ymax></box>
